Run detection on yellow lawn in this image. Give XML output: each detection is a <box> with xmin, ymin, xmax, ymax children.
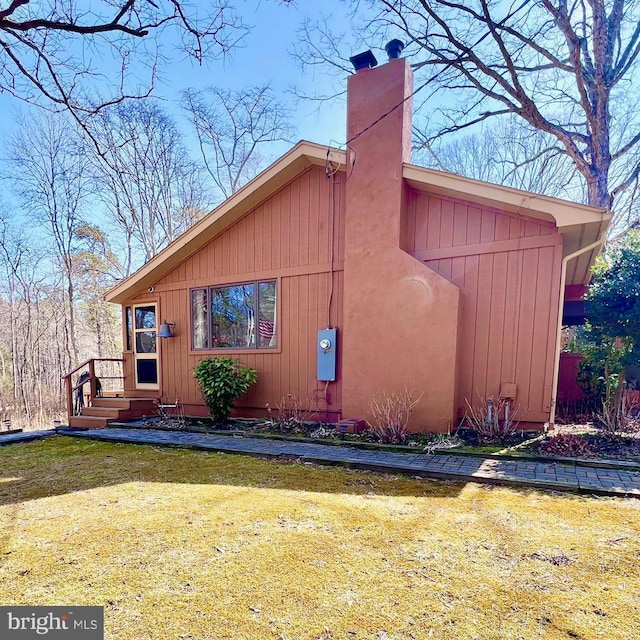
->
<box><xmin>0</xmin><ymin>437</ymin><xmax>638</xmax><ymax>640</ymax></box>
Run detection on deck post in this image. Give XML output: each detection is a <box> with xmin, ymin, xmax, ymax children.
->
<box><xmin>89</xmin><ymin>359</ymin><xmax>97</xmax><ymax>405</ymax></box>
<box><xmin>65</xmin><ymin>374</ymin><xmax>73</xmax><ymax>420</ymax></box>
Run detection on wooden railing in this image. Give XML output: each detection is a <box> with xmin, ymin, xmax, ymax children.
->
<box><xmin>63</xmin><ymin>358</ymin><xmax>124</xmax><ymax>420</ymax></box>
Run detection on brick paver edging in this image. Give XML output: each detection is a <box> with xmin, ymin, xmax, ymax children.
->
<box><xmin>108</xmin><ymin>422</ymin><xmax>640</xmax><ymax>473</ymax></box>
<box><xmin>0</xmin><ymin>430</ymin><xmax>56</xmax><ymax>446</ymax></box>
<box><xmin>56</xmin><ymin>427</ymin><xmax>640</xmax><ymax>499</ymax></box>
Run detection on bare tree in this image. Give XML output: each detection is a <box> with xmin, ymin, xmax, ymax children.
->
<box><xmin>0</xmin><ymin>207</ymin><xmax>124</xmax><ymax>426</ymax></box>
<box><xmin>90</xmin><ymin>99</ymin><xmax>209</xmax><ymax>271</ymax></box>
<box><xmin>182</xmin><ymin>85</ymin><xmax>296</xmax><ymax>199</ymax></box>
<box><xmin>0</xmin><ymin>0</ymin><xmax>246</xmax><ymax>118</ymax></box>
<box><xmin>74</xmin><ymin>224</ymin><xmax>122</xmax><ymax>359</ymax></box>
<box><xmin>0</xmin><ymin>210</ymin><xmax>66</xmax><ymax>423</ymax></box>
<box><xmin>6</xmin><ymin>111</ymin><xmax>89</xmax><ymax>364</ymax></box>
<box><xmin>417</xmin><ymin>116</ymin><xmax>582</xmax><ymax>200</ymax></box>
<box><xmin>298</xmin><ymin>1</ymin><xmax>640</xmax><ymax>226</ymax></box>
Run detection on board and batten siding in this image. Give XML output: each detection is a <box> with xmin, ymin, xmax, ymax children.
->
<box><xmin>125</xmin><ymin>165</ymin><xmax>345</xmax><ymax>418</ymax></box>
<box><xmin>406</xmin><ymin>190</ymin><xmax>563</xmax><ymax>424</ymax></box>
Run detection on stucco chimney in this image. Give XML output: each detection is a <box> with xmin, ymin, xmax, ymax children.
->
<box><xmin>341</xmin><ymin>44</ymin><xmax>461</xmax><ymax>431</ymax></box>
<box><xmin>346</xmin><ymin>44</ymin><xmax>413</xmax><ymax>174</ymax></box>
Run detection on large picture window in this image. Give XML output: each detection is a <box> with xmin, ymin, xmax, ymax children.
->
<box><xmin>191</xmin><ymin>280</ymin><xmax>277</xmax><ymax>350</ymax></box>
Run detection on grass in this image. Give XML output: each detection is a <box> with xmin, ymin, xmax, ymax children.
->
<box><xmin>1</xmin><ymin>438</ymin><xmax>639</xmax><ymax>640</ymax></box>
<box><xmin>452</xmin><ymin>444</ymin><xmax>509</xmax><ymax>454</ymax></box>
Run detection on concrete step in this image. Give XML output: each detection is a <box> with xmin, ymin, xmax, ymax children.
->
<box><xmin>68</xmin><ymin>415</ymin><xmax>109</xmax><ymax>429</ymax></box>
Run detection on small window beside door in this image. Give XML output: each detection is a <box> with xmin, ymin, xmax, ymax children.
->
<box><xmin>125</xmin><ymin>306</ymin><xmax>133</xmax><ymax>351</ymax></box>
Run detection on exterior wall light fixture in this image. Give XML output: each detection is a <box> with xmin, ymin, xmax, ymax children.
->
<box><xmin>158</xmin><ymin>321</ymin><xmax>175</xmax><ymax>338</ymax></box>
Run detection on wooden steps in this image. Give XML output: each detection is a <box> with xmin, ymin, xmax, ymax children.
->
<box><xmin>68</xmin><ymin>415</ymin><xmax>109</xmax><ymax>429</ymax></box>
<box><xmin>81</xmin><ymin>407</ymin><xmax>122</xmax><ymax>419</ymax></box>
<box><xmin>69</xmin><ymin>398</ymin><xmax>158</xmax><ymax>429</ymax></box>
<box><xmin>91</xmin><ymin>397</ymin><xmax>157</xmax><ymax>411</ymax></box>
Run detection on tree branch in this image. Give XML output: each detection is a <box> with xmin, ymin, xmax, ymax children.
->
<box><xmin>0</xmin><ymin>0</ymin><xmax>246</xmax><ymax>117</ymax></box>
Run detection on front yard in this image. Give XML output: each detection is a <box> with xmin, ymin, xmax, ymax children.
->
<box><xmin>1</xmin><ymin>437</ymin><xmax>639</xmax><ymax>639</ymax></box>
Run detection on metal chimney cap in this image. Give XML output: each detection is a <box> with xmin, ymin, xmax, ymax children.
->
<box><xmin>385</xmin><ymin>39</ymin><xmax>405</xmax><ymax>59</ymax></box>
<box><xmin>349</xmin><ymin>50</ymin><xmax>378</xmax><ymax>72</ymax></box>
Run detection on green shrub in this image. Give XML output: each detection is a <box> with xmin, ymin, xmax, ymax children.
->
<box><xmin>538</xmin><ymin>434</ymin><xmax>597</xmax><ymax>458</ymax></box>
<box><xmin>193</xmin><ymin>357</ymin><xmax>257</xmax><ymax>424</ymax></box>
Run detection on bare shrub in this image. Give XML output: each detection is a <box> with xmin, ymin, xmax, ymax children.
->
<box><xmin>539</xmin><ymin>434</ymin><xmax>597</xmax><ymax>458</ymax></box>
<box><xmin>597</xmin><ymin>392</ymin><xmax>640</xmax><ymax>438</ymax></box>
<box><xmin>367</xmin><ymin>389</ymin><xmax>423</xmax><ymax>444</ymax></box>
<box><xmin>266</xmin><ymin>393</ymin><xmax>317</xmax><ymax>433</ymax></box>
<box><xmin>464</xmin><ymin>394</ymin><xmax>518</xmax><ymax>443</ymax></box>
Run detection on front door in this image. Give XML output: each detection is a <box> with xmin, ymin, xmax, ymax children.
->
<box><xmin>133</xmin><ymin>304</ymin><xmax>159</xmax><ymax>390</ymax></box>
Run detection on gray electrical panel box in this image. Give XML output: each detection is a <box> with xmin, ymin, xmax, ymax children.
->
<box><xmin>317</xmin><ymin>329</ymin><xmax>337</xmax><ymax>381</ymax></box>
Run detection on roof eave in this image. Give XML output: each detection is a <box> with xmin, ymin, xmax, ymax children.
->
<box><xmin>403</xmin><ymin>163</ymin><xmax>612</xmax><ymax>287</ymax></box>
<box><xmin>105</xmin><ymin>141</ymin><xmax>346</xmax><ymax>304</ymax></box>
<box><xmin>403</xmin><ymin>163</ymin><xmax>610</xmax><ymax>228</ymax></box>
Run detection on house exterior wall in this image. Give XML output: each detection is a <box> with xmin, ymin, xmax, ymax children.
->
<box><xmin>114</xmin><ymin>54</ymin><xmax>569</xmax><ymax>431</ymax></box>
<box><xmin>122</xmin><ymin>164</ymin><xmax>346</xmax><ymax>419</ymax></box>
<box><xmin>405</xmin><ymin>190</ymin><xmax>564</xmax><ymax>424</ymax></box>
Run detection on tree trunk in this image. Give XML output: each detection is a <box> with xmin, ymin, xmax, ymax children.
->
<box><xmin>587</xmin><ymin>165</ymin><xmax>613</xmax><ymax>210</ymax></box>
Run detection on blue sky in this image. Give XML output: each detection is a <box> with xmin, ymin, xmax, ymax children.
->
<box><xmin>156</xmin><ymin>1</ymin><xmax>352</xmax><ymax>149</ymax></box>
<box><xmin>0</xmin><ymin>0</ymin><xmax>392</xmax><ymax>262</ymax></box>
<box><xmin>0</xmin><ymin>1</ymin><xmax>358</xmax><ymax>168</ymax></box>
<box><xmin>0</xmin><ymin>0</ymin><xmax>375</xmax><ymax>271</ymax></box>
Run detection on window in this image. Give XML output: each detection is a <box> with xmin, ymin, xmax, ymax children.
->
<box><xmin>134</xmin><ymin>305</ymin><xmax>157</xmax><ymax>353</ymax></box>
<box><xmin>191</xmin><ymin>280</ymin><xmax>277</xmax><ymax>350</ymax></box>
<box><xmin>125</xmin><ymin>306</ymin><xmax>133</xmax><ymax>351</ymax></box>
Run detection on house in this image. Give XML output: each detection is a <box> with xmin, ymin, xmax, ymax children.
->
<box><xmin>68</xmin><ymin>43</ymin><xmax>611</xmax><ymax>432</ymax></box>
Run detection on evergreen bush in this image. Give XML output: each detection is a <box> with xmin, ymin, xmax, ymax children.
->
<box><xmin>193</xmin><ymin>357</ymin><xmax>257</xmax><ymax>424</ymax></box>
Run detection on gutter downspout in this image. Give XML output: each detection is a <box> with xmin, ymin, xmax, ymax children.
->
<box><xmin>549</xmin><ymin>230</ymin><xmax>608</xmax><ymax>427</ymax></box>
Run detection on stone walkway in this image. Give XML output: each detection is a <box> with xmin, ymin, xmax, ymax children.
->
<box><xmin>52</xmin><ymin>427</ymin><xmax>640</xmax><ymax>498</ymax></box>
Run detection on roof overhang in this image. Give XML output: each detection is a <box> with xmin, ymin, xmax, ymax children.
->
<box><xmin>105</xmin><ymin>141</ymin><xmax>346</xmax><ymax>304</ymax></box>
<box><xmin>106</xmin><ymin>147</ymin><xmax>612</xmax><ymax>304</ymax></box>
<box><xmin>403</xmin><ymin>163</ymin><xmax>611</xmax><ymax>286</ymax></box>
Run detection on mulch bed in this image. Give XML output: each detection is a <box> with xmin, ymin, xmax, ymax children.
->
<box><xmin>544</xmin><ymin>433</ymin><xmax>640</xmax><ymax>462</ymax></box>
<box><xmin>126</xmin><ymin>414</ymin><xmax>640</xmax><ymax>463</ymax></box>
<box><xmin>528</xmin><ymin>423</ymin><xmax>640</xmax><ymax>462</ymax></box>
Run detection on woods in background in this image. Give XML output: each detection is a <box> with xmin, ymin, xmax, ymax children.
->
<box><xmin>0</xmin><ymin>89</ymin><xmax>295</xmax><ymax>428</ymax></box>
